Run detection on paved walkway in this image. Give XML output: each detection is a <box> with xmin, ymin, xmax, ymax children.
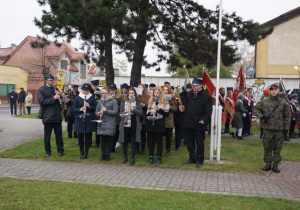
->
<box><xmin>0</xmin><ymin>115</ymin><xmax>299</xmax><ymax>201</ymax></box>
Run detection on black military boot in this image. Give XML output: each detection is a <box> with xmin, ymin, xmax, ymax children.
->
<box><xmin>100</xmin><ymin>155</ymin><xmax>106</xmax><ymax>162</ymax></box>
<box><xmin>272</xmin><ymin>164</ymin><xmax>280</xmax><ymax>173</ymax></box>
<box><xmin>262</xmin><ymin>163</ymin><xmax>272</xmax><ymax>171</ymax></box>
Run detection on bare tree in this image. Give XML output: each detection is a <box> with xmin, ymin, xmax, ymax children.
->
<box><xmin>232</xmin><ymin>40</ymin><xmax>255</xmax><ymax>74</ymax></box>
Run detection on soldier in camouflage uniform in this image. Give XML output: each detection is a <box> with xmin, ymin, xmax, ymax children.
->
<box><xmin>253</xmin><ymin>84</ymin><xmax>291</xmax><ymax>173</ymax></box>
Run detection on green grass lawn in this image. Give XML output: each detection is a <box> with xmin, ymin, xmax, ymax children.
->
<box><xmin>1</xmin><ymin>129</ymin><xmax>300</xmax><ymax>175</ymax></box>
<box><xmin>15</xmin><ymin>113</ymin><xmax>39</xmax><ymax>119</ymax></box>
<box><xmin>0</xmin><ymin>178</ymin><xmax>299</xmax><ymax>209</ymax></box>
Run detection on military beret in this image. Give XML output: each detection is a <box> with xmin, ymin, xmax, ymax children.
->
<box><xmin>269</xmin><ymin>84</ymin><xmax>279</xmax><ymax>90</ymax></box>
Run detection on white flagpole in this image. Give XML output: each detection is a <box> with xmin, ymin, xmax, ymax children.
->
<box><xmin>212</xmin><ymin>0</ymin><xmax>223</xmax><ymax>162</ymax></box>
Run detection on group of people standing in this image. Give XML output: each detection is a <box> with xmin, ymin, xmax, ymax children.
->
<box><xmin>7</xmin><ymin>87</ymin><xmax>33</xmax><ymax>115</ymax></box>
<box><xmin>38</xmin><ymin>74</ymin><xmax>212</xmax><ymax>168</ymax></box>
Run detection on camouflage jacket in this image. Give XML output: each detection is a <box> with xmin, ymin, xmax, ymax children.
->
<box><xmin>253</xmin><ymin>95</ymin><xmax>291</xmax><ymax>131</ymax></box>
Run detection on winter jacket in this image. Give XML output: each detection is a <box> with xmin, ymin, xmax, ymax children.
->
<box><xmin>38</xmin><ymin>85</ymin><xmax>62</xmax><ymax>123</ymax></box>
<box><xmin>144</xmin><ymin>101</ymin><xmax>169</xmax><ymax>133</ymax></box>
<box><xmin>95</xmin><ymin>96</ymin><xmax>119</xmax><ymax>136</ymax></box>
<box><xmin>73</xmin><ymin>93</ymin><xmax>97</xmax><ymax>133</ymax></box>
<box><xmin>165</xmin><ymin>93</ymin><xmax>178</xmax><ymax>128</ymax></box>
<box><xmin>118</xmin><ymin>99</ymin><xmax>143</xmax><ymax>143</ymax></box>
<box><xmin>7</xmin><ymin>91</ymin><xmax>18</xmax><ymax>103</ymax></box>
<box><xmin>18</xmin><ymin>90</ymin><xmax>26</xmax><ymax>103</ymax></box>
<box><xmin>25</xmin><ymin>94</ymin><xmax>33</xmax><ymax>107</ymax></box>
<box><xmin>174</xmin><ymin>90</ymin><xmax>187</xmax><ymax>124</ymax></box>
<box><xmin>184</xmin><ymin>89</ymin><xmax>212</xmax><ymax>131</ymax></box>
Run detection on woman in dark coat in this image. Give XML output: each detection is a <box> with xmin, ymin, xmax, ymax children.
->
<box><xmin>119</xmin><ymin>88</ymin><xmax>143</xmax><ymax>165</ymax></box>
<box><xmin>231</xmin><ymin>93</ymin><xmax>248</xmax><ymax>139</ymax></box>
<box><xmin>95</xmin><ymin>86</ymin><xmax>119</xmax><ymax>162</ymax></box>
<box><xmin>73</xmin><ymin>83</ymin><xmax>97</xmax><ymax>159</ymax></box>
<box><xmin>145</xmin><ymin>87</ymin><xmax>169</xmax><ymax>165</ymax></box>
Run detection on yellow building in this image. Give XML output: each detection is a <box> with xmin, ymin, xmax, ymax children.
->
<box><xmin>0</xmin><ymin>65</ymin><xmax>28</xmax><ymax>103</ymax></box>
<box><xmin>255</xmin><ymin>7</ymin><xmax>300</xmax><ymax>78</ymax></box>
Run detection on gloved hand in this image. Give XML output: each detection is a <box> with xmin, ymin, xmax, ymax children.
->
<box><xmin>242</xmin><ymin>113</ymin><xmax>246</xmax><ymax>117</ymax></box>
<box><xmin>261</xmin><ymin>116</ymin><xmax>269</xmax><ymax>122</ymax></box>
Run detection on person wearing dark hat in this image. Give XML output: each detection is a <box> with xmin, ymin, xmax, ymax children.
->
<box><xmin>121</xmin><ymin>83</ymin><xmax>129</xmax><ymax>94</ymax></box>
<box><xmin>90</xmin><ymin>80</ymin><xmax>101</xmax><ymax>147</ymax></box>
<box><xmin>7</xmin><ymin>87</ymin><xmax>18</xmax><ymax>115</ymax></box>
<box><xmin>109</xmin><ymin>84</ymin><xmax>122</xmax><ymax>152</ymax></box>
<box><xmin>18</xmin><ymin>87</ymin><xmax>27</xmax><ymax>115</ymax></box>
<box><xmin>253</xmin><ymin>83</ymin><xmax>291</xmax><ymax>173</ymax></box>
<box><xmin>182</xmin><ymin>78</ymin><xmax>212</xmax><ymax>168</ymax></box>
<box><xmin>73</xmin><ymin>83</ymin><xmax>97</xmax><ymax>159</ymax></box>
<box><xmin>66</xmin><ymin>85</ymin><xmax>79</xmax><ymax>139</ymax></box>
<box><xmin>38</xmin><ymin>73</ymin><xmax>64</xmax><ymax>157</ymax></box>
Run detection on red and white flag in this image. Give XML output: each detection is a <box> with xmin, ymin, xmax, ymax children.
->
<box><xmin>202</xmin><ymin>68</ymin><xmax>216</xmax><ymax>96</ymax></box>
<box><xmin>233</xmin><ymin>66</ymin><xmax>246</xmax><ymax>101</ymax></box>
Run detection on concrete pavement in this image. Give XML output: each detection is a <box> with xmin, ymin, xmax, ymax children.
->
<box><xmin>0</xmin><ymin>114</ymin><xmax>299</xmax><ymax>201</ymax></box>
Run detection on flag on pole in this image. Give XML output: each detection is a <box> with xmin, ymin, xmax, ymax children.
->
<box><xmin>279</xmin><ymin>78</ymin><xmax>286</xmax><ymax>93</ymax></box>
<box><xmin>202</xmin><ymin>68</ymin><xmax>216</xmax><ymax>96</ymax></box>
<box><xmin>233</xmin><ymin>66</ymin><xmax>246</xmax><ymax>101</ymax></box>
<box><xmin>88</xmin><ymin>64</ymin><xmax>96</xmax><ymax>74</ymax></box>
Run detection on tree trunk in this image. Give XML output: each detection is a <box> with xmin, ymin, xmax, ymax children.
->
<box><xmin>104</xmin><ymin>27</ymin><xmax>114</xmax><ymax>86</ymax></box>
<box><xmin>130</xmin><ymin>0</ymin><xmax>149</xmax><ymax>87</ymax></box>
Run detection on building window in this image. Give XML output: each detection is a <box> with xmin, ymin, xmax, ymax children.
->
<box><xmin>61</xmin><ymin>60</ymin><xmax>68</xmax><ymax>70</ymax></box>
<box><xmin>81</xmin><ymin>64</ymin><xmax>86</xmax><ymax>79</ymax></box>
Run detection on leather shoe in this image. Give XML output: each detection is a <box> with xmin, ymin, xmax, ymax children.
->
<box><xmin>122</xmin><ymin>157</ymin><xmax>128</xmax><ymax>164</ymax></box>
<box><xmin>130</xmin><ymin>158</ymin><xmax>135</xmax><ymax>166</ymax></box>
<box><xmin>262</xmin><ymin>164</ymin><xmax>271</xmax><ymax>171</ymax></box>
<box><xmin>272</xmin><ymin>164</ymin><xmax>280</xmax><ymax>173</ymax></box>
<box><xmin>196</xmin><ymin>162</ymin><xmax>203</xmax><ymax>168</ymax></box>
<box><xmin>58</xmin><ymin>151</ymin><xmax>64</xmax><ymax>156</ymax></box>
<box><xmin>79</xmin><ymin>152</ymin><xmax>84</xmax><ymax>159</ymax></box>
<box><xmin>284</xmin><ymin>137</ymin><xmax>291</xmax><ymax>141</ymax></box>
<box><xmin>82</xmin><ymin>152</ymin><xmax>88</xmax><ymax>159</ymax></box>
<box><xmin>183</xmin><ymin>159</ymin><xmax>196</xmax><ymax>165</ymax></box>
<box><xmin>237</xmin><ymin>136</ymin><xmax>243</xmax><ymax>140</ymax></box>
<box><xmin>100</xmin><ymin>155</ymin><xmax>106</xmax><ymax>161</ymax></box>
<box><xmin>165</xmin><ymin>152</ymin><xmax>170</xmax><ymax>156</ymax></box>
<box><xmin>45</xmin><ymin>152</ymin><xmax>51</xmax><ymax>157</ymax></box>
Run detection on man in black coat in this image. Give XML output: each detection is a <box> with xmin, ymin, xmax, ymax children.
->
<box><xmin>18</xmin><ymin>87</ymin><xmax>27</xmax><ymax>115</ymax></box>
<box><xmin>7</xmin><ymin>87</ymin><xmax>18</xmax><ymax>115</ymax></box>
<box><xmin>38</xmin><ymin>74</ymin><xmax>64</xmax><ymax>157</ymax></box>
<box><xmin>183</xmin><ymin>78</ymin><xmax>212</xmax><ymax>168</ymax></box>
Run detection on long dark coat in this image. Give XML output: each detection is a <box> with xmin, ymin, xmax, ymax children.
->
<box><xmin>144</xmin><ymin>103</ymin><xmax>169</xmax><ymax>133</ymax></box>
<box><xmin>184</xmin><ymin>89</ymin><xmax>212</xmax><ymax>131</ymax></box>
<box><xmin>73</xmin><ymin>93</ymin><xmax>97</xmax><ymax>133</ymax></box>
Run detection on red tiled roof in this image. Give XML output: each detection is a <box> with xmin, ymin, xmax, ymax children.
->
<box><xmin>0</xmin><ymin>49</ymin><xmax>14</xmax><ymax>58</ymax></box>
<box><xmin>7</xmin><ymin>35</ymin><xmax>85</xmax><ymax>62</ymax></box>
<box><xmin>69</xmin><ymin>63</ymin><xmax>79</xmax><ymax>72</ymax></box>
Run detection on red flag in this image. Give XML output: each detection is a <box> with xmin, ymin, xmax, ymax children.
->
<box><xmin>88</xmin><ymin>64</ymin><xmax>96</xmax><ymax>74</ymax></box>
<box><xmin>202</xmin><ymin>68</ymin><xmax>216</xmax><ymax>96</ymax></box>
<box><xmin>233</xmin><ymin>66</ymin><xmax>246</xmax><ymax>101</ymax></box>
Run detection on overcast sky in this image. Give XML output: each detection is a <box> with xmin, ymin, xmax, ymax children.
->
<box><xmin>0</xmin><ymin>0</ymin><xmax>299</xmax><ymax>76</ymax></box>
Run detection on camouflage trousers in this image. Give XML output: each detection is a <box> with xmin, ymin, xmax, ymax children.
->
<box><xmin>262</xmin><ymin>129</ymin><xmax>284</xmax><ymax>164</ymax></box>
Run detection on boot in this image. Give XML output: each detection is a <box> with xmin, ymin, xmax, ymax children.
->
<box><xmin>237</xmin><ymin>136</ymin><xmax>243</xmax><ymax>140</ymax></box>
<box><xmin>272</xmin><ymin>164</ymin><xmax>280</xmax><ymax>173</ymax></box>
<box><xmin>106</xmin><ymin>155</ymin><xmax>110</xmax><ymax>162</ymax></box>
<box><xmin>79</xmin><ymin>152</ymin><xmax>84</xmax><ymax>159</ymax></box>
<box><xmin>156</xmin><ymin>156</ymin><xmax>162</xmax><ymax>165</ymax></box>
<box><xmin>82</xmin><ymin>152</ymin><xmax>88</xmax><ymax>159</ymax></box>
<box><xmin>130</xmin><ymin>158</ymin><xmax>135</xmax><ymax>166</ymax></box>
<box><xmin>100</xmin><ymin>155</ymin><xmax>106</xmax><ymax>161</ymax></box>
<box><xmin>262</xmin><ymin>163</ymin><xmax>271</xmax><ymax>171</ymax></box>
<box><xmin>122</xmin><ymin>157</ymin><xmax>128</xmax><ymax>164</ymax></box>
<box><xmin>148</xmin><ymin>156</ymin><xmax>154</xmax><ymax>164</ymax></box>
<box><xmin>230</xmin><ymin>132</ymin><xmax>235</xmax><ymax>138</ymax></box>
